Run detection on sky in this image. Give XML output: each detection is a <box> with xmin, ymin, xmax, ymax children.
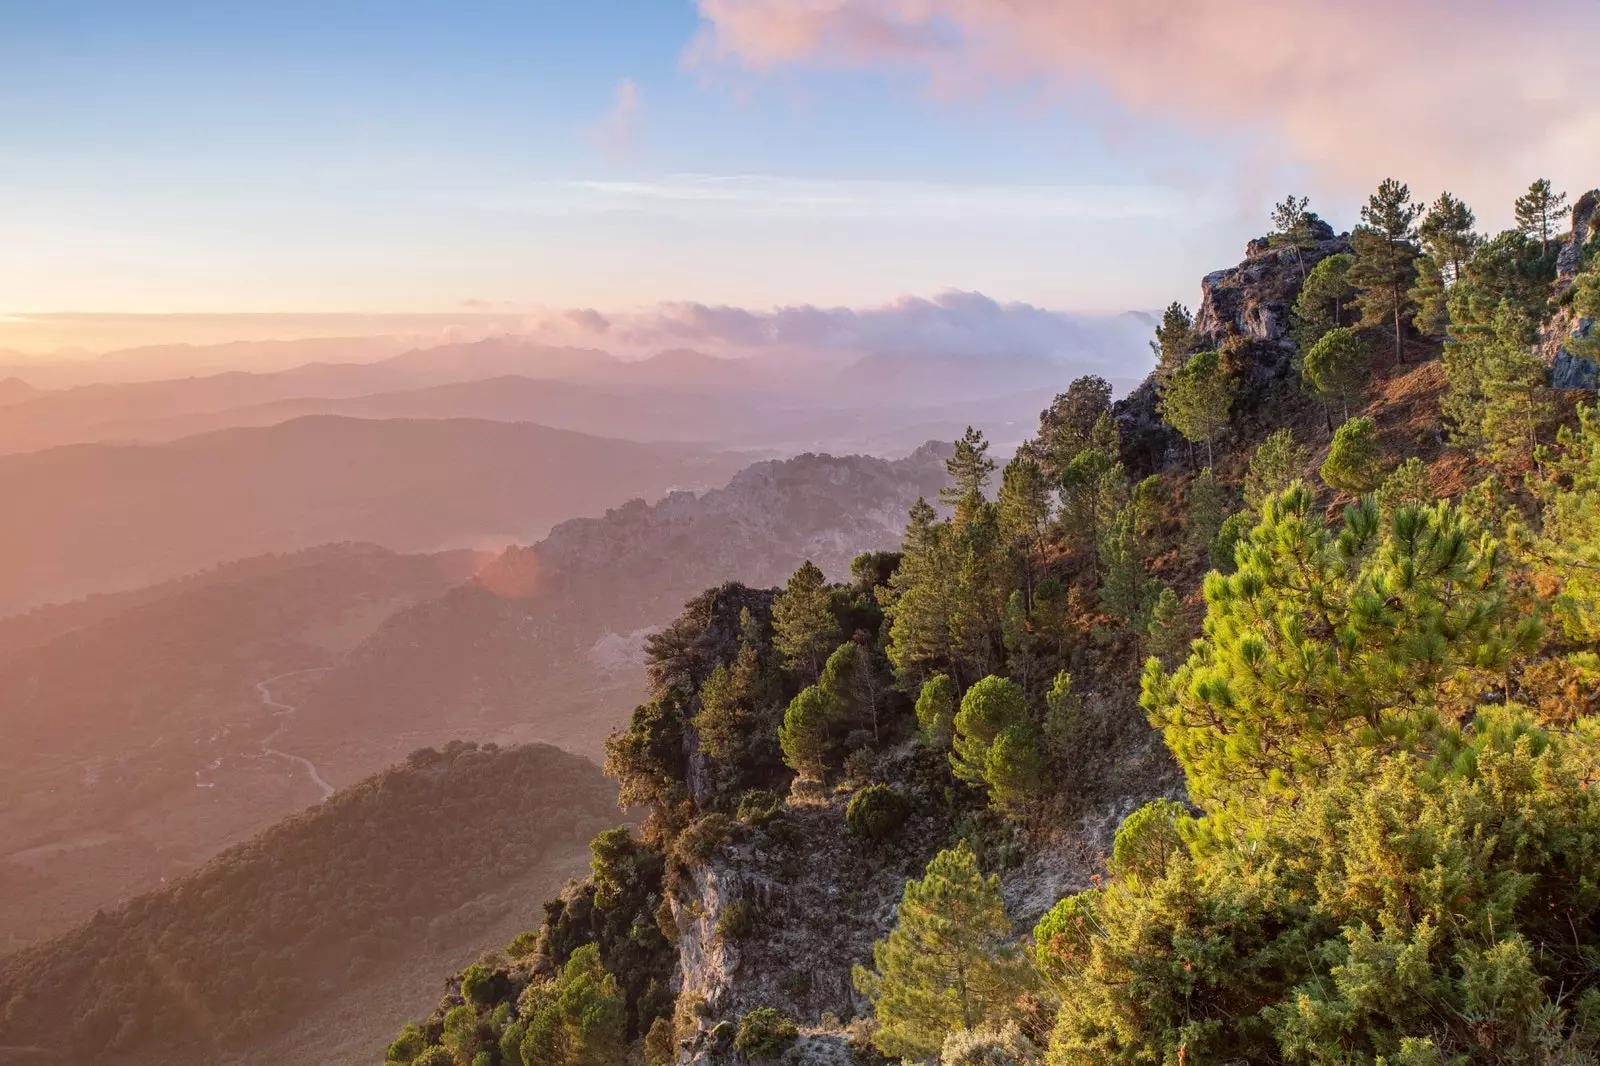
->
<box><xmin>1</xmin><ymin>0</ymin><xmax>1597</xmax><ymax>351</ymax></box>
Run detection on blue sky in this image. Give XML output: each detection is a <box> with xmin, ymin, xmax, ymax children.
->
<box><xmin>1</xmin><ymin>0</ymin><xmax>1594</xmax><ymax>335</ymax></box>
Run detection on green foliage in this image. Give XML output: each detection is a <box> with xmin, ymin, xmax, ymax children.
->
<box><xmin>1040</xmin><ymin>728</ymin><xmax>1600</xmax><ymax>1065</ymax></box>
<box><xmin>518</xmin><ymin>944</ymin><xmax>627</xmax><ymax>1066</ymax></box>
<box><xmin>1149</xmin><ymin>302</ymin><xmax>1200</xmax><ymax>378</ymax></box>
<box><xmin>1418</xmin><ymin>189</ymin><xmax>1479</xmax><ymax>282</ymax></box>
<box><xmin>1374</xmin><ymin>456</ymin><xmax>1432</xmax><ymax>522</ymax></box>
<box><xmin>644</xmin><ymin>1016</ymin><xmax>676</xmax><ymax>1066</ymax></box>
<box><xmin>846</xmin><ymin>783</ymin><xmax>910</xmax><ymax>840</ymax></box>
<box><xmin>915</xmin><ymin>674</ymin><xmax>958</xmax><ymax>750</ymax></box>
<box><xmin>715</xmin><ymin>899</ymin><xmax>756</xmax><ymax>940</ymax></box>
<box><xmin>1320</xmin><ymin>416</ymin><xmax>1384</xmax><ymax>494</ymax></box>
<box><xmin>1268</xmin><ymin>194</ymin><xmax>1318</xmax><ymax>280</ymax></box>
<box><xmin>1514</xmin><ymin>177</ymin><xmax>1569</xmax><ymax>254</ymax></box>
<box><xmin>1143</xmin><ymin>586</ymin><xmax>1186</xmax><ymax>666</ymax></box>
<box><xmin>943</xmin><ymin>426</ymin><xmax>998</xmax><ymax>527</ymax></box>
<box><xmin>1349</xmin><ymin>178</ymin><xmax>1422</xmax><ymax>362</ymax></box>
<box><xmin>1444</xmin><ymin>300</ymin><xmax>1553</xmax><ymax>470</ymax></box>
<box><xmin>674</xmin><ymin>813</ymin><xmax>732</xmax><ymax>865</ymax></box>
<box><xmin>1142</xmin><ymin>484</ymin><xmax>1525</xmax><ymax>813</ymax></box>
<box><xmin>1158</xmin><ymin>348</ymin><xmax>1233</xmax><ymax>466</ymax></box>
<box><xmin>779</xmin><ymin>683</ymin><xmax>838</xmax><ymax>781</ymax></box>
<box><xmin>942</xmin><ymin>1021</ymin><xmax>1041</xmax><ymax>1066</ymax></box>
<box><xmin>853</xmin><ymin>842</ymin><xmax>1032</xmax><ymax>1062</ymax></box>
<box><xmin>772</xmin><ymin>561</ymin><xmax>840</xmax><ymax>683</ymax></box>
<box><xmin>387</xmin><ymin>1023</ymin><xmax>427</xmax><ymax>1062</ymax></box>
<box><xmin>1108</xmin><ymin>798</ymin><xmax>1186</xmax><ymax>884</ymax></box>
<box><xmin>1302</xmin><ymin>326</ymin><xmax>1370</xmax><ymax>423</ymax></box>
<box><xmin>1243</xmin><ymin>429</ymin><xmax>1308</xmax><ymax>511</ymax></box>
<box><xmin>1407</xmin><ymin>252</ymin><xmax>1449</xmax><ymax>337</ymax></box>
<box><xmin>1208</xmin><ymin>509</ymin><xmax>1254</xmax><ymax>574</ymax></box>
<box><xmin>733</xmin><ymin>1007</ymin><xmax>799</xmax><ymax>1060</ymax></box>
<box><xmin>1182</xmin><ymin>468</ymin><xmax>1226</xmax><ymax>563</ymax></box>
<box><xmin>950</xmin><ymin>676</ymin><xmax>1026</xmax><ymax>788</ymax></box>
<box><xmin>1291</xmin><ymin>251</ymin><xmax>1356</xmax><ymax>348</ymax></box>
<box><xmin>1023</xmin><ymin>375</ymin><xmax>1113</xmax><ymax>478</ymax></box>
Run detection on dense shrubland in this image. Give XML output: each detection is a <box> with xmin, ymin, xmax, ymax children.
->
<box><xmin>383</xmin><ymin>177</ymin><xmax>1600</xmax><ymax>1065</ymax></box>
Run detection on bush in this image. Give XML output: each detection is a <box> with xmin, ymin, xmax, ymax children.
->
<box><xmin>942</xmin><ymin>1022</ymin><xmax>1040</xmax><ymax>1065</ymax></box>
<box><xmin>644</xmin><ymin>1015</ymin><xmax>676</xmax><ymax>1066</ymax></box>
<box><xmin>715</xmin><ymin>899</ymin><xmax>756</xmax><ymax>940</ymax></box>
<box><xmin>674</xmin><ymin>813</ymin><xmax>733</xmax><ymax>864</ymax></box>
<box><xmin>736</xmin><ymin>789</ymin><xmax>782</xmax><ymax>827</ymax></box>
<box><xmin>1209</xmin><ymin>510</ymin><xmax>1254</xmax><ymax>573</ymax></box>
<box><xmin>846</xmin><ymin>784</ymin><xmax>909</xmax><ymax>840</ymax></box>
<box><xmin>734</xmin><ymin>1007</ymin><xmax>800</xmax><ymax>1060</ymax></box>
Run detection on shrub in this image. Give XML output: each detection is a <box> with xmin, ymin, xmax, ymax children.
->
<box><xmin>674</xmin><ymin>813</ymin><xmax>733</xmax><ymax>864</ymax></box>
<box><xmin>715</xmin><ymin>899</ymin><xmax>756</xmax><ymax>940</ymax></box>
<box><xmin>1209</xmin><ymin>509</ymin><xmax>1254</xmax><ymax>573</ymax></box>
<box><xmin>386</xmin><ymin>1024</ymin><xmax>427</xmax><ymax>1063</ymax></box>
<box><xmin>734</xmin><ymin>1007</ymin><xmax>800</xmax><ymax>1060</ymax></box>
<box><xmin>846</xmin><ymin>784</ymin><xmax>910</xmax><ymax>840</ymax></box>
<box><xmin>736</xmin><ymin>789</ymin><xmax>782</xmax><ymax>827</ymax></box>
<box><xmin>942</xmin><ymin>1022</ymin><xmax>1041</xmax><ymax>1065</ymax></box>
<box><xmin>644</xmin><ymin>1015</ymin><xmax>677</xmax><ymax>1066</ymax></box>
<box><xmin>412</xmin><ymin>1048</ymin><xmax>453</xmax><ymax>1066</ymax></box>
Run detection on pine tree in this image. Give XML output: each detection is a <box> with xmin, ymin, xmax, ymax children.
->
<box><xmin>1182</xmin><ymin>467</ymin><xmax>1226</xmax><ymax>563</ymax></box>
<box><xmin>942</xmin><ymin>426</ymin><xmax>997</xmax><ymax>526</ymax></box>
<box><xmin>1149</xmin><ymin>303</ymin><xmax>1199</xmax><ymax>379</ymax></box>
<box><xmin>771</xmin><ymin>561</ymin><xmax>840</xmax><ymax>683</ymax></box>
<box><xmin>1158</xmin><ymin>348</ymin><xmax>1233</xmax><ymax>466</ymax></box>
<box><xmin>998</xmin><ymin>455</ymin><xmax>1052</xmax><ymax>599</ymax></box>
<box><xmin>1098</xmin><ymin>503</ymin><xmax>1159</xmax><ymax>639</ymax></box>
<box><xmin>518</xmin><ymin>945</ymin><xmax>627</xmax><ymax>1066</ymax></box>
<box><xmin>779</xmin><ymin>683</ymin><xmax>837</xmax><ymax>782</ymax></box>
<box><xmin>1301</xmin><ymin>326</ymin><xmax>1370</xmax><ymax>422</ymax></box>
<box><xmin>914</xmin><ymin>674</ymin><xmax>958</xmax><ymax>750</ymax></box>
<box><xmin>1514</xmin><ymin>178</ymin><xmax>1569</xmax><ymax>255</ymax></box>
<box><xmin>1291</xmin><ymin>252</ymin><xmax>1356</xmax><ymax>349</ymax></box>
<box><xmin>1025</xmin><ymin>375</ymin><xmax>1113</xmax><ymax>477</ymax></box>
<box><xmin>1268</xmin><ymin>194</ymin><xmax>1318</xmax><ymax>281</ymax></box>
<box><xmin>1140</xmin><ymin>485</ymin><xmax>1517</xmax><ymax>812</ymax></box>
<box><xmin>1407</xmin><ymin>253</ymin><xmax>1449</xmax><ymax>337</ymax></box>
<box><xmin>1478</xmin><ymin>303</ymin><xmax>1553</xmax><ymax>472</ymax></box>
<box><xmin>1349</xmin><ymin>178</ymin><xmax>1422</xmax><ymax>363</ymax></box>
<box><xmin>950</xmin><ymin>675</ymin><xmax>1027</xmax><ymax>788</ymax></box>
<box><xmin>885</xmin><ymin>500</ymin><xmax>959</xmax><ymax>689</ymax></box>
<box><xmin>1320</xmin><ymin>416</ymin><xmax>1384</xmax><ymax>494</ymax></box>
<box><xmin>1243</xmin><ymin>429</ymin><xmax>1308</xmax><ymax>510</ymax></box>
<box><xmin>1418</xmin><ymin>190</ymin><xmax>1478</xmax><ymax>282</ymax></box>
<box><xmin>1373</xmin><ymin>456</ymin><xmax>1432</xmax><ymax>522</ymax></box>
<box><xmin>852</xmin><ymin>842</ymin><xmax>1031</xmax><ymax>1061</ymax></box>
<box><xmin>693</xmin><ymin>638</ymin><xmax>763</xmax><ymax>763</ymax></box>
<box><xmin>1143</xmin><ymin>586</ymin><xmax>1186</xmax><ymax>666</ymax></box>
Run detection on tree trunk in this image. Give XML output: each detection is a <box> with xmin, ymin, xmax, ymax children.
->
<box><xmin>1393</xmin><ymin>287</ymin><xmax>1405</xmax><ymax>365</ymax></box>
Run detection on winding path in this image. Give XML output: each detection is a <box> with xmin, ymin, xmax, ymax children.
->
<box><xmin>254</xmin><ymin>670</ymin><xmax>335</xmax><ymax>800</ymax></box>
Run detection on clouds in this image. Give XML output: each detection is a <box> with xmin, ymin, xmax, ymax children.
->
<box><xmin>524</xmin><ymin>290</ymin><xmax>1153</xmax><ymax>388</ymax></box>
<box><xmin>591</xmin><ymin>78</ymin><xmax>641</xmax><ymax>159</ymax></box>
<box><xmin>691</xmin><ymin>0</ymin><xmax>1600</xmax><ymax>217</ymax></box>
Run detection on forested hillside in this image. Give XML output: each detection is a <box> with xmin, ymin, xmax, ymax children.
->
<box><xmin>0</xmin><ymin>742</ymin><xmax>618</xmax><ymax>1066</ymax></box>
<box><xmin>380</xmin><ymin>177</ymin><xmax>1600</xmax><ymax>1066</ymax></box>
<box><xmin>0</xmin><ymin>543</ymin><xmax>486</xmax><ymax>952</ymax></box>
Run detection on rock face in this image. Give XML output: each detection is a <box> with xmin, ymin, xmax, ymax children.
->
<box><xmin>1542</xmin><ymin>190</ymin><xmax>1600</xmax><ymax>391</ymax></box>
<box><xmin>1193</xmin><ymin>218</ymin><xmax>1348</xmax><ymax>361</ymax></box>
<box><xmin>1114</xmin><ymin>221</ymin><xmax>1349</xmax><ymax>474</ymax></box>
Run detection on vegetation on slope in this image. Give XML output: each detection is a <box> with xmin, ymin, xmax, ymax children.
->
<box><xmin>0</xmin><ymin>741</ymin><xmax>617</xmax><ymax>1065</ymax></box>
<box><xmin>383</xmin><ymin>176</ymin><xmax>1600</xmax><ymax>1066</ymax></box>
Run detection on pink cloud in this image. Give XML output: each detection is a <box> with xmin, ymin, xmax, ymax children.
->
<box><xmin>691</xmin><ymin>0</ymin><xmax>1600</xmax><ymax>213</ymax></box>
<box><xmin>591</xmin><ymin>78</ymin><xmax>642</xmax><ymax>159</ymax></box>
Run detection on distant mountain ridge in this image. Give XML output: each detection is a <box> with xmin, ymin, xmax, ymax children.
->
<box><xmin>0</xmin><ymin>415</ymin><xmax>746</xmax><ymax>611</ymax></box>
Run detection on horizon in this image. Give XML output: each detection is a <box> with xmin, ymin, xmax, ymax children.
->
<box><xmin>5</xmin><ymin>1</ymin><xmax>1597</xmax><ymax>356</ymax></box>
